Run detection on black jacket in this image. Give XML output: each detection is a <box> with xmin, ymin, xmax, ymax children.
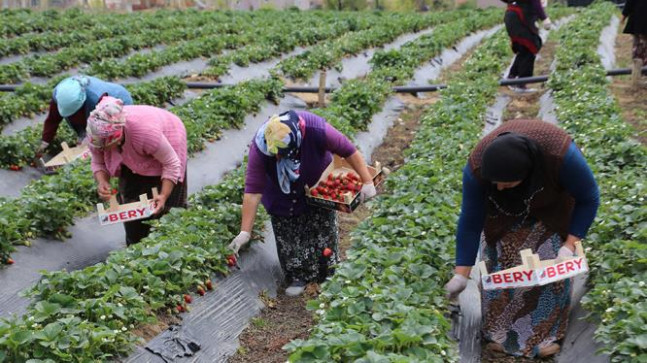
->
<box><xmin>623</xmin><ymin>0</ymin><xmax>647</xmax><ymax>35</ymax></box>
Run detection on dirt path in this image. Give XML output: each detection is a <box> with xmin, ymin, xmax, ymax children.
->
<box><xmin>502</xmin><ymin>36</ymin><xmax>559</xmax><ymax>121</ymax></box>
<box><xmin>608</xmin><ymin>32</ymin><xmax>647</xmax><ymax>145</ymax></box>
<box><xmin>228</xmin><ymin>101</ymin><xmax>429</xmax><ymax>363</ymax></box>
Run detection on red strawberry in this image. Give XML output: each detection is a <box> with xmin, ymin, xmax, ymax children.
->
<box><xmin>227</xmin><ymin>254</ymin><xmax>237</xmax><ymax>267</ymax></box>
<box><xmin>327</xmin><ymin>174</ymin><xmax>333</xmax><ymax>181</ymax></box>
<box><xmin>323</xmin><ymin>248</ymin><xmax>332</xmax><ymax>258</ymax></box>
<box><xmin>9</xmin><ymin>165</ymin><xmax>21</xmax><ymax>171</ymax></box>
<box><xmin>197</xmin><ymin>286</ymin><xmax>205</xmax><ymax>296</ymax></box>
<box><xmin>205</xmin><ymin>280</ymin><xmax>213</xmax><ymax>290</ymax></box>
<box><xmin>311</xmin><ymin>189</ymin><xmax>319</xmax><ymax>197</ymax></box>
<box><xmin>183</xmin><ymin>294</ymin><xmax>192</xmax><ymax>304</ymax></box>
<box><xmin>176</xmin><ymin>304</ymin><xmax>184</xmax><ymax>313</ymax></box>
<box><xmin>111</xmin><ymin>188</ymin><xmax>118</xmax><ymax>195</ymax></box>
<box><xmin>6</xmin><ymin>258</ymin><xmax>14</xmax><ymax>265</ymax></box>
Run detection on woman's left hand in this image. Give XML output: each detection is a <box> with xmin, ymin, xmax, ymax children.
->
<box><xmin>151</xmin><ymin>194</ymin><xmax>168</xmax><ymax>215</ymax></box>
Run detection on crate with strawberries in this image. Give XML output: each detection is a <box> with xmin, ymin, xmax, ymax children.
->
<box><xmin>305</xmin><ymin>155</ymin><xmax>385</xmax><ymax>213</ymax></box>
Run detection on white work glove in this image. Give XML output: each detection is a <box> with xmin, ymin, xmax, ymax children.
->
<box><xmin>228</xmin><ymin>231</ymin><xmax>251</xmax><ymax>256</ymax></box>
<box><xmin>35</xmin><ymin>140</ymin><xmax>49</xmax><ymax>158</ymax></box>
<box><xmin>444</xmin><ymin>274</ymin><xmax>468</xmax><ymax>300</ymax></box>
<box><xmin>541</xmin><ymin>0</ymin><xmax>548</xmax><ymax>8</ymax></box>
<box><xmin>360</xmin><ymin>182</ymin><xmax>377</xmax><ymax>202</ymax></box>
<box><xmin>543</xmin><ymin>18</ymin><xmax>553</xmax><ymax>31</ymax></box>
<box><xmin>558</xmin><ymin>245</ymin><xmax>575</xmax><ymax>259</ymax></box>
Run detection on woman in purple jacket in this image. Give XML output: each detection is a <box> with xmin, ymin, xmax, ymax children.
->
<box><xmin>228</xmin><ymin>110</ymin><xmax>376</xmax><ymax>296</ymax></box>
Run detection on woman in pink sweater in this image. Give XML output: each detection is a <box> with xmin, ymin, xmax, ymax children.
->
<box><xmin>87</xmin><ymin>96</ymin><xmax>188</xmax><ymax>245</ymax></box>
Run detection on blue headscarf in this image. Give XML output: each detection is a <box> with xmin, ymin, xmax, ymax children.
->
<box><xmin>254</xmin><ymin>110</ymin><xmax>305</xmax><ymax>194</ymax></box>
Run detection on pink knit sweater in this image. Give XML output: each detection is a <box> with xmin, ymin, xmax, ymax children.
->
<box><xmin>90</xmin><ymin>105</ymin><xmax>187</xmax><ymax>183</ymax></box>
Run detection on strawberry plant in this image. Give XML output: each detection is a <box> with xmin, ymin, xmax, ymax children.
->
<box><xmin>286</xmin><ymin>26</ymin><xmax>528</xmax><ymax>362</ymax></box>
<box><xmin>0</xmin><ymin>164</ymin><xmax>266</xmax><ymax>361</ymax></box>
<box><xmin>548</xmin><ymin>3</ymin><xmax>646</xmax><ymax>362</ymax></box>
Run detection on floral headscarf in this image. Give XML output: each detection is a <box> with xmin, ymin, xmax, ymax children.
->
<box><xmin>254</xmin><ymin>110</ymin><xmax>305</xmax><ymax>194</ymax></box>
<box><xmin>86</xmin><ymin>96</ymin><xmax>126</xmax><ymax>150</ymax></box>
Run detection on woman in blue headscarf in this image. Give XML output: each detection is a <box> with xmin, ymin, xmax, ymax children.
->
<box><xmin>36</xmin><ymin>75</ymin><xmax>133</xmax><ymax>158</ymax></box>
<box><xmin>229</xmin><ymin>110</ymin><xmax>377</xmax><ymax>296</ymax></box>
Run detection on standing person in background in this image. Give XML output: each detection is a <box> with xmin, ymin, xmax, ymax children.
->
<box><xmin>87</xmin><ymin>97</ymin><xmax>188</xmax><ymax>246</ymax></box>
<box><xmin>228</xmin><ymin>110</ymin><xmax>376</xmax><ymax>297</ymax></box>
<box><xmin>504</xmin><ymin>0</ymin><xmax>552</xmax><ymax>93</ymax></box>
<box><xmin>444</xmin><ymin>119</ymin><xmax>599</xmax><ymax>358</ymax></box>
<box><xmin>621</xmin><ymin>0</ymin><xmax>647</xmax><ymax>87</ymax></box>
<box><xmin>36</xmin><ymin>75</ymin><xmax>133</xmax><ymax>158</ymax></box>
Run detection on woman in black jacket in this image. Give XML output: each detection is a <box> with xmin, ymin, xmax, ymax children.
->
<box><xmin>622</xmin><ymin>0</ymin><xmax>647</xmax><ymax>85</ymax></box>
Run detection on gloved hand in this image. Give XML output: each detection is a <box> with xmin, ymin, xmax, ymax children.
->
<box><xmin>543</xmin><ymin>18</ymin><xmax>553</xmax><ymax>31</ymax></box>
<box><xmin>558</xmin><ymin>245</ymin><xmax>575</xmax><ymax>259</ymax></box>
<box><xmin>360</xmin><ymin>182</ymin><xmax>377</xmax><ymax>202</ymax></box>
<box><xmin>541</xmin><ymin>0</ymin><xmax>548</xmax><ymax>8</ymax></box>
<box><xmin>444</xmin><ymin>274</ymin><xmax>468</xmax><ymax>300</ymax></box>
<box><xmin>35</xmin><ymin>141</ymin><xmax>49</xmax><ymax>159</ymax></box>
<box><xmin>228</xmin><ymin>231</ymin><xmax>251</xmax><ymax>256</ymax></box>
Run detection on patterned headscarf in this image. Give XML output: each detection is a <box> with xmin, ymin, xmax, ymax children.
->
<box><xmin>254</xmin><ymin>110</ymin><xmax>305</xmax><ymax>194</ymax></box>
<box><xmin>86</xmin><ymin>96</ymin><xmax>126</xmax><ymax>150</ymax></box>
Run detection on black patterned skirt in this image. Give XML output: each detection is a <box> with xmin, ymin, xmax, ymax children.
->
<box><xmin>118</xmin><ymin>164</ymin><xmax>188</xmax><ymax>246</ymax></box>
<box><xmin>270</xmin><ymin>207</ymin><xmax>339</xmax><ymax>284</ymax></box>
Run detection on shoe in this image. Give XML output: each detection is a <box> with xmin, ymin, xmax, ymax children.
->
<box><xmin>285</xmin><ymin>280</ymin><xmax>307</xmax><ymax>297</ymax></box>
<box><xmin>486</xmin><ymin>342</ymin><xmax>505</xmax><ymax>353</ymax></box>
<box><xmin>538</xmin><ymin>343</ymin><xmax>561</xmax><ymax>357</ymax></box>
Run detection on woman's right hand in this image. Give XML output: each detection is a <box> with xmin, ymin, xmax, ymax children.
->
<box><xmin>228</xmin><ymin>231</ymin><xmax>251</xmax><ymax>256</ymax></box>
<box><xmin>97</xmin><ymin>181</ymin><xmax>112</xmax><ymax>201</ymax></box>
<box><xmin>444</xmin><ymin>274</ymin><xmax>469</xmax><ymax>300</ymax></box>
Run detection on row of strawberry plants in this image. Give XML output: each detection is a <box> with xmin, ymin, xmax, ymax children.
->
<box><xmin>0</xmin><ymin>14</ymin><xmax>253</xmax><ymax>84</ymax></box>
<box><xmin>0</xmin><ymin>165</ymin><xmax>268</xmax><ymax>362</ymax></box>
<box><xmin>0</xmin><ymin>8</ymin><xmax>98</xmax><ymax>37</ymax></box>
<box><xmin>202</xmin><ymin>12</ymin><xmax>384</xmax><ymax>78</ymax></box>
<box><xmin>88</xmin><ymin>11</ymin><xmax>367</xmax><ymax>80</ymax></box>
<box><xmin>0</xmin><ymin>77</ymin><xmax>282</xmax><ymax>263</ymax></box>
<box><xmin>0</xmin><ymin>11</ymin><xmax>374</xmax><ymax>127</ymax></box>
<box><xmin>0</xmin><ymin>9</ymin><xmax>228</xmax><ymax>58</ymax></box>
<box><xmin>275</xmin><ymin>10</ymin><xmax>465</xmax><ymax>81</ymax></box>
<box><xmin>547</xmin><ymin>3</ymin><xmax>646</xmax><ymax>362</ymax></box>
<box><xmin>0</xmin><ymin>76</ymin><xmax>187</xmax><ymax>169</ymax></box>
<box><xmin>286</xmin><ymin>28</ymin><xmax>514</xmax><ymax>362</ymax></box>
<box><xmin>313</xmin><ymin>8</ymin><xmax>501</xmax><ymax>137</ymax></box>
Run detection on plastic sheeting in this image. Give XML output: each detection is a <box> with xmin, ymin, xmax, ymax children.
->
<box><xmin>124</xmin><ymin>221</ymin><xmax>283</xmax><ymax>363</ymax></box>
<box><xmin>597</xmin><ymin>16</ymin><xmax>619</xmax><ymax>71</ymax></box>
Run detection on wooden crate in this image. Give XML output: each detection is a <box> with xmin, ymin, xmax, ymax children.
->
<box><xmin>97</xmin><ymin>188</ymin><xmax>158</xmax><ymax>226</ymax></box>
<box><xmin>480</xmin><ymin>241</ymin><xmax>588</xmax><ymax>290</ymax></box>
<box><xmin>38</xmin><ymin>142</ymin><xmax>91</xmax><ymax>174</ymax></box>
<box><xmin>305</xmin><ymin>155</ymin><xmax>385</xmax><ymax>213</ymax></box>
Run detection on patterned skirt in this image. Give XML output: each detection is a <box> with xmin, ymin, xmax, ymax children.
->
<box><xmin>480</xmin><ymin>219</ymin><xmax>571</xmax><ymax>357</ymax></box>
<box><xmin>118</xmin><ymin>164</ymin><xmax>188</xmax><ymax>246</ymax></box>
<box><xmin>633</xmin><ymin>34</ymin><xmax>647</xmax><ymax>64</ymax></box>
<box><xmin>270</xmin><ymin>207</ymin><xmax>339</xmax><ymax>284</ymax></box>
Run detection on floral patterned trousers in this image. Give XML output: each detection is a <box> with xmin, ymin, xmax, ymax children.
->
<box><xmin>480</xmin><ymin>220</ymin><xmax>571</xmax><ymax>357</ymax></box>
<box><xmin>270</xmin><ymin>207</ymin><xmax>339</xmax><ymax>284</ymax></box>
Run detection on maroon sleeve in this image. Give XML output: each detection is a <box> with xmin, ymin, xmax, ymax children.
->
<box><xmin>325</xmin><ymin>123</ymin><xmax>356</xmax><ymax>157</ymax></box>
<box><xmin>531</xmin><ymin>0</ymin><xmax>547</xmax><ymax>20</ymax></box>
<box><xmin>42</xmin><ymin>100</ymin><xmax>63</xmax><ymax>144</ymax></box>
<box><xmin>244</xmin><ymin>142</ymin><xmax>268</xmax><ymax>194</ymax></box>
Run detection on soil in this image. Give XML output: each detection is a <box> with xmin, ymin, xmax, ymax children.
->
<box><xmin>131</xmin><ymin>311</ymin><xmax>182</xmax><ymax>343</ymax></box>
<box><xmin>608</xmin><ymin>32</ymin><xmax>647</xmax><ymax>145</ymax></box>
<box><xmin>502</xmin><ymin>37</ymin><xmax>558</xmax><ymax>121</ymax></box>
<box><xmin>227</xmin><ymin>105</ymin><xmax>426</xmax><ymax>363</ymax></box>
